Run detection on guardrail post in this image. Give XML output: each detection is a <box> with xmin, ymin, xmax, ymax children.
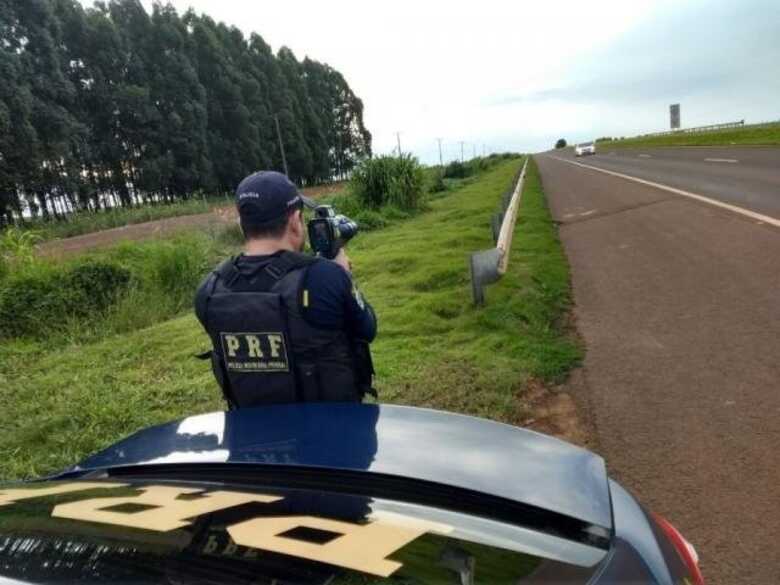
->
<box><xmin>491</xmin><ymin>213</ymin><xmax>503</xmax><ymax>245</ymax></box>
<box><xmin>470</xmin><ymin>248</ymin><xmax>502</xmax><ymax>305</ymax></box>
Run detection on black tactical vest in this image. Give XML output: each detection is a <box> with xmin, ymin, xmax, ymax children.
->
<box><xmin>195</xmin><ymin>252</ymin><xmax>363</xmax><ymax>408</ymax></box>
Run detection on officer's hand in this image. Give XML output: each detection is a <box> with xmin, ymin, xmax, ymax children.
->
<box><xmin>334</xmin><ymin>248</ymin><xmax>352</xmax><ymax>273</ymax></box>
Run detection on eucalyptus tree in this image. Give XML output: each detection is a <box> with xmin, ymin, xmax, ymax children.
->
<box><xmin>0</xmin><ymin>0</ymin><xmax>373</xmax><ymax>225</ymax></box>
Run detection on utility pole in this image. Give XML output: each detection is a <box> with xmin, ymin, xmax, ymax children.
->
<box><xmin>396</xmin><ymin>131</ymin><xmax>402</xmax><ymax>157</ymax></box>
<box><xmin>459</xmin><ymin>141</ymin><xmax>465</xmax><ymax>163</ymax></box>
<box><xmin>436</xmin><ymin>138</ymin><xmax>443</xmax><ymax>168</ymax></box>
<box><xmin>274</xmin><ymin>114</ymin><xmax>289</xmax><ymax>176</ymax></box>
<box><xmin>472</xmin><ymin>144</ymin><xmax>477</xmax><ymax>159</ymax></box>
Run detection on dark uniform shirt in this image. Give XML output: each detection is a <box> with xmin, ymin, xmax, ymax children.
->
<box><xmin>236</xmin><ymin>252</ymin><xmax>377</xmax><ymax>342</ymax></box>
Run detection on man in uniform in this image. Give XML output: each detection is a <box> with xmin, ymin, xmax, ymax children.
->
<box><xmin>195</xmin><ymin>171</ymin><xmax>377</xmax><ymax>408</ymax></box>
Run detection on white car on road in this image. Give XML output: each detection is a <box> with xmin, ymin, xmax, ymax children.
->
<box><xmin>575</xmin><ymin>141</ymin><xmax>596</xmax><ymax>156</ymax></box>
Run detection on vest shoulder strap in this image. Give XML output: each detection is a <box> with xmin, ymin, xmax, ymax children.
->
<box><xmin>197</xmin><ymin>252</ymin><xmax>317</xmax><ymax>324</ymax></box>
<box><xmin>226</xmin><ymin>251</ymin><xmax>318</xmax><ymax>292</ymax></box>
<box><xmin>267</xmin><ymin>251</ymin><xmax>318</xmax><ymax>277</ymax></box>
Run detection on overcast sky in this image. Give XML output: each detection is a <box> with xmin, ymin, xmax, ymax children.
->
<box><xmin>86</xmin><ymin>0</ymin><xmax>780</xmax><ymax>163</ymax></box>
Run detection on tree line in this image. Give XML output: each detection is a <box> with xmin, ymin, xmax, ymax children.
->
<box><xmin>0</xmin><ymin>0</ymin><xmax>372</xmax><ymax>225</ymax></box>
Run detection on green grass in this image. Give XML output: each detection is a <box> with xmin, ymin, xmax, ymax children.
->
<box><xmin>598</xmin><ymin>121</ymin><xmax>780</xmax><ymax>149</ymax></box>
<box><xmin>0</xmin><ymin>158</ymin><xmax>580</xmax><ymax>481</ymax></box>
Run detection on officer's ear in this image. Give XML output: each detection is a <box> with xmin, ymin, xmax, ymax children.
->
<box><xmin>289</xmin><ymin>209</ymin><xmax>305</xmax><ymax>238</ymax></box>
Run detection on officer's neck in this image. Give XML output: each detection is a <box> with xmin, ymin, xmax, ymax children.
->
<box><xmin>244</xmin><ymin>238</ymin><xmax>297</xmax><ymax>257</ymax></box>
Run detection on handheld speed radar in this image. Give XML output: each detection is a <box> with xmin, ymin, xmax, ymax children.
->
<box><xmin>307</xmin><ymin>205</ymin><xmax>359</xmax><ymax>259</ymax></box>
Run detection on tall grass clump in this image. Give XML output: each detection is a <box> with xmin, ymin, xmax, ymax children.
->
<box><xmin>91</xmin><ymin>232</ymin><xmax>223</xmax><ymax>334</ymax></box>
<box><xmin>0</xmin><ymin>226</ymin><xmax>42</xmax><ymax>272</ymax></box>
<box><xmin>0</xmin><ymin>227</ymin><xmax>236</xmax><ymax>343</ymax></box>
<box><xmin>443</xmin><ymin>160</ymin><xmax>471</xmax><ymax>179</ymax></box>
<box><xmin>350</xmin><ymin>154</ymin><xmax>425</xmax><ymax>211</ymax></box>
<box><xmin>429</xmin><ymin>171</ymin><xmax>447</xmax><ymax>193</ymax></box>
<box><xmin>443</xmin><ymin>155</ymin><xmax>513</xmax><ymax>180</ymax></box>
<box><xmin>0</xmin><ymin>260</ymin><xmax>132</xmax><ymax>339</ymax></box>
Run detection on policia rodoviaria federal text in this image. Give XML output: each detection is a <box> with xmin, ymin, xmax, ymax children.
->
<box><xmin>195</xmin><ymin>171</ymin><xmax>377</xmax><ymax>408</ymax></box>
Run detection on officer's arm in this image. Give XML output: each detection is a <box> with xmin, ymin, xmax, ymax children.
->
<box><xmin>344</xmin><ymin>279</ymin><xmax>377</xmax><ymax>342</ymax></box>
<box><xmin>301</xmin><ymin>260</ymin><xmax>376</xmax><ymax>341</ymax></box>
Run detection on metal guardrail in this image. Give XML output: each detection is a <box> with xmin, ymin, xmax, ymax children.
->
<box><xmin>640</xmin><ymin>120</ymin><xmax>745</xmax><ymax>138</ymax></box>
<box><xmin>598</xmin><ymin>119</ymin><xmax>780</xmax><ymax>144</ymax></box>
<box><xmin>469</xmin><ymin>158</ymin><xmax>528</xmax><ymax>305</ymax></box>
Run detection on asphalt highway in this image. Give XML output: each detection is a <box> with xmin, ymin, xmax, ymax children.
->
<box><xmin>535</xmin><ymin>149</ymin><xmax>780</xmax><ymax>584</ymax></box>
<box><xmin>557</xmin><ymin>146</ymin><xmax>780</xmax><ymax>219</ymax></box>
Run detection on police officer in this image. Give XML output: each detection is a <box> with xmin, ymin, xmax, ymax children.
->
<box><xmin>195</xmin><ymin>171</ymin><xmax>377</xmax><ymax>408</ymax></box>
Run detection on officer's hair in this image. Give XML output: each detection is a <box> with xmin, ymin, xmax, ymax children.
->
<box><xmin>241</xmin><ymin>204</ymin><xmax>302</xmax><ymax>240</ymax></box>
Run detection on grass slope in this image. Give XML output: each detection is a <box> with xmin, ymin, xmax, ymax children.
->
<box><xmin>598</xmin><ymin>122</ymin><xmax>780</xmax><ymax>149</ymax></box>
<box><xmin>0</xmin><ymin>158</ymin><xmax>579</xmax><ymax>481</ymax></box>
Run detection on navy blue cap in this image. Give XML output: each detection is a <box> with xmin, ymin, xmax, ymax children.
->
<box><xmin>235</xmin><ymin>171</ymin><xmax>315</xmax><ymax>226</ymax></box>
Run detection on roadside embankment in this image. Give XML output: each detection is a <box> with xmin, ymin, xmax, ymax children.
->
<box><xmin>0</xmin><ymin>157</ymin><xmax>582</xmax><ymax>481</ymax></box>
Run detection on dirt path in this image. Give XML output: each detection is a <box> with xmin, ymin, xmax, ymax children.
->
<box><xmin>536</xmin><ymin>153</ymin><xmax>780</xmax><ymax>584</ymax></box>
<box><xmin>38</xmin><ymin>207</ymin><xmax>235</xmax><ymax>258</ymax></box>
<box><xmin>38</xmin><ymin>182</ymin><xmax>343</xmax><ymax>258</ymax></box>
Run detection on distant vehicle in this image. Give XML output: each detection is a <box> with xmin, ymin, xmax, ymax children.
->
<box><xmin>575</xmin><ymin>141</ymin><xmax>597</xmax><ymax>156</ymax></box>
<box><xmin>0</xmin><ymin>404</ymin><xmax>704</xmax><ymax>584</ymax></box>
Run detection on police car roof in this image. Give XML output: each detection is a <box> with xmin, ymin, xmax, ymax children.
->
<box><xmin>62</xmin><ymin>403</ymin><xmax>611</xmax><ymax>530</ymax></box>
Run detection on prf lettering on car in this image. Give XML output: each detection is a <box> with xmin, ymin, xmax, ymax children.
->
<box><xmin>2</xmin><ymin>482</ymin><xmax>451</xmax><ymax>577</ymax></box>
<box><xmin>220</xmin><ymin>332</ymin><xmax>289</xmax><ymax>372</ymax></box>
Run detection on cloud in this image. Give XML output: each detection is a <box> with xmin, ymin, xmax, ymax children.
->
<box><xmin>490</xmin><ymin>70</ymin><xmax>732</xmax><ymax>107</ymax></box>
<box><xmin>78</xmin><ymin>0</ymin><xmax>780</xmax><ymax>157</ymax></box>
<box><xmin>489</xmin><ymin>0</ymin><xmax>780</xmax><ymax>132</ymax></box>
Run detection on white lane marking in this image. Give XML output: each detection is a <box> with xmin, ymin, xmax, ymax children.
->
<box><xmin>638</xmin><ymin>154</ymin><xmax>652</xmax><ymax>158</ymax></box>
<box><xmin>704</xmin><ymin>158</ymin><xmax>738</xmax><ymax>163</ymax></box>
<box><xmin>580</xmin><ymin>209</ymin><xmax>597</xmax><ymax>217</ymax></box>
<box><xmin>549</xmin><ymin>156</ymin><xmax>780</xmax><ymax>228</ymax></box>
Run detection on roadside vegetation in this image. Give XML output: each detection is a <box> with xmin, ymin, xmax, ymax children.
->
<box><xmin>0</xmin><ymin>229</ymin><xmax>236</xmax><ymax>343</ymax></box>
<box><xmin>322</xmin><ymin>153</ymin><xmax>516</xmax><ymax>231</ymax></box>
<box><xmin>0</xmin><ymin>156</ymin><xmax>482</xmax><ymax>344</ymax></box>
<box><xmin>15</xmin><ymin>182</ymin><xmax>347</xmax><ymax>244</ymax></box>
<box><xmin>6</xmin><ymin>154</ymin><xmax>510</xmax><ymax>246</ymax></box>
<box><xmin>596</xmin><ymin>121</ymin><xmax>780</xmax><ymax>148</ymax></box>
<box><xmin>0</xmin><ymin>157</ymin><xmax>580</xmax><ymax>481</ymax></box>
<box><xmin>352</xmin><ymin>157</ymin><xmax>580</xmax><ymax>415</ymax></box>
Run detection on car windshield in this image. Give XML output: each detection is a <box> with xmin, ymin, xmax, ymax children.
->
<box><xmin>0</xmin><ymin>480</ymin><xmax>603</xmax><ymax>584</ymax></box>
<box><xmin>580</xmin><ymin>142</ymin><xmax>594</xmax><ymax>147</ymax></box>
